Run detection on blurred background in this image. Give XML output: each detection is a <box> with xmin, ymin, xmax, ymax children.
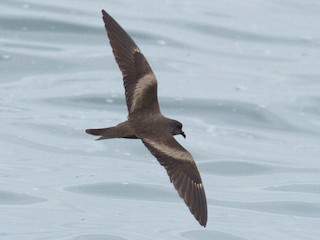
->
<box><xmin>1</xmin><ymin>0</ymin><xmax>320</xmax><ymax>239</ymax></box>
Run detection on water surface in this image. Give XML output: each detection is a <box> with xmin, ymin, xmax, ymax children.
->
<box><xmin>1</xmin><ymin>0</ymin><xmax>320</xmax><ymax>239</ymax></box>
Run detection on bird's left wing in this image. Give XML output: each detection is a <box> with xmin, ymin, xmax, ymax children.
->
<box><xmin>102</xmin><ymin>10</ymin><xmax>160</xmax><ymax>115</ymax></box>
<box><xmin>142</xmin><ymin>135</ymin><xmax>207</xmax><ymax>227</ymax></box>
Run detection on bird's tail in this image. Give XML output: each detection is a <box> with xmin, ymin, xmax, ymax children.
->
<box><xmin>85</xmin><ymin>121</ymin><xmax>137</xmax><ymax>140</ymax></box>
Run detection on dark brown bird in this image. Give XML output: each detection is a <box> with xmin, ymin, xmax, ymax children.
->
<box><xmin>86</xmin><ymin>9</ymin><xmax>207</xmax><ymax>227</ymax></box>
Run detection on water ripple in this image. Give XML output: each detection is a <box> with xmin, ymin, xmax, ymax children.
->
<box><xmin>71</xmin><ymin>234</ymin><xmax>129</xmax><ymax>240</ymax></box>
<box><xmin>200</xmin><ymin>161</ymin><xmax>272</xmax><ymax>176</ymax></box>
<box><xmin>65</xmin><ymin>182</ymin><xmax>178</xmax><ymax>202</ymax></box>
<box><xmin>210</xmin><ymin>199</ymin><xmax>320</xmax><ymax>218</ymax></box>
<box><xmin>181</xmin><ymin>230</ymin><xmax>248</xmax><ymax>240</ymax></box>
<box><xmin>0</xmin><ymin>190</ymin><xmax>46</xmax><ymax>205</ymax></box>
<box><xmin>0</xmin><ymin>17</ymin><xmax>99</xmax><ymax>33</ymax></box>
<box><xmin>266</xmin><ymin>184</ymin><xmax>320</xmax><ymax>194</ymax></box>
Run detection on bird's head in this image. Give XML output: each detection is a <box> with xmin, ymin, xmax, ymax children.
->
<box><xmin>171</xmin><ymin>120</ymin><xmax>186</xmax><ymax>138</ymax></box>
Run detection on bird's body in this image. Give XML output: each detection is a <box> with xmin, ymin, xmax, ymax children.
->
<box><xmin>86</xmin><ymin>10</ymin><xmax>208</xmax><ymax>227</ymax></box>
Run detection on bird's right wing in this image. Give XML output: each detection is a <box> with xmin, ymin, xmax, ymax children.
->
<box><xmin>142</xmin><ymin>135</ymin><xmax>207</xmax><ymax>227</ymax></box>
<box><xmin>102</xmin><ymin>10</ymin><xmax>160</xmax><ymax>114</ymax></box>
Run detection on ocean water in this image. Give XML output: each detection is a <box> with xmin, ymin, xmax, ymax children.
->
<box><xmin>1</xmin><ymin>0</ymin><xmax>320</xmax><ymax>239</ymax></box>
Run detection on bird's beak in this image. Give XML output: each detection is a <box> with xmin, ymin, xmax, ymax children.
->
<box><xmin>181</xmin><ymin>131</ymin><xmax>186</xmax><ymax>138</ymax></box>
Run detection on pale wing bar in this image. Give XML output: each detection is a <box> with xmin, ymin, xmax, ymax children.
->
<box><xmin>142</xmin><ymin>137</ymin><xmax>207</xmax><ymax>227</ymax></box>
<box><xmin>102</xmin><ymin>10</ymin><xmax>159</xmax><ymax>114</ymax></box>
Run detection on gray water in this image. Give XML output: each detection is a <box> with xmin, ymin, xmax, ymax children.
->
<box><xmin>1</xmin><ymin>0</ymin><xmax>320</xmax><ymax>239</ymax></box>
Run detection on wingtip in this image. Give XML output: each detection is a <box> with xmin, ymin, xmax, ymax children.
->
<box><xmin>197</xmin><ymin>214</ymin><xmax>207</xmax><ymax>227</ymax></box>
<box><xmin>200</xmin><ymin>215</ymin><xmax>208</xmax><ymax>227</ymax></box>
<box><xmin>197</xmin><ymin>210</ymin><xmax>207</xmax><ymax>227</ymax></box>
<box><xmin>190</xmin><ymin>183</ymin><xmax>207</xmax><ymax>227</ymax></box>
<box><xmin>102</xmin><ymin>9</ymin><xmax>109</xmax><ymax>20</ymax></box>
<box><xmin>199</xmin><ymin>221</ymin><xmax>207</xmax><ymax>227</ymax></box>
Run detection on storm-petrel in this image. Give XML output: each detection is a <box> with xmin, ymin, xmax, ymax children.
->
<box><xmin>86</xmin><ymin>10</ymin><xmax>207</xmax><ymax>227</ymax></box>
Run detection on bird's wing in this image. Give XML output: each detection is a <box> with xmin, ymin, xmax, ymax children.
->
<box><xmin>142</xmin><ymin>135</ymin><xmax>207</xmax><ymax>227</ymax></box>
<box><xmin>102</xmin><ymin>10</ymin><xmax>160</xmax><ymax>114</ymax></box>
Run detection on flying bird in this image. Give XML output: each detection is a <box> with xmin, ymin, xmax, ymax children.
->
<box><xmin>86</xmin><ymin>9</ymin><xmax>207</xmax><ymax>227</ymax></box>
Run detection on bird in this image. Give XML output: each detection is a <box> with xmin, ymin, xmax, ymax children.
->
<box><xmin>86</xmin><ymin>9</ymin><xmax>207</xmax><ymax>227</ymax></box>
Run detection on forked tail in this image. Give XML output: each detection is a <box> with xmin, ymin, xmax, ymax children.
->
<box><xmin>85</xmin><ymin>121</ymin><xmax>137</xmax><ymax>140</ymax></box>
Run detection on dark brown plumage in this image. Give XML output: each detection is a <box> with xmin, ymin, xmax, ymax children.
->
<box><xmin>86</xmin><ymin>9</ymin><xmax>207</xmax><ymax>227</ymax></box>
